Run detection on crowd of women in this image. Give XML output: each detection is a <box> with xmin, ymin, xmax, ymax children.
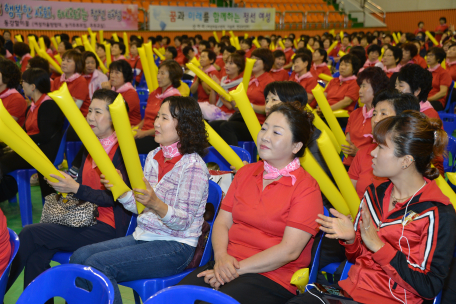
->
<box><xmin>0</xmin><ymin>21</ymin><xmax>455</xmax><ymax>303</ymax></box>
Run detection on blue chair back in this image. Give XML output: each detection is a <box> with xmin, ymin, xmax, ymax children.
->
<box><xmin>137</xmin><ymin>74</ymin><xmax>147</xmax><ymax>89</ymax></box>
<box><xmin>203</xmin><ymin>146</ymin><xmax>251</xmax><ymax>171</ymax></box>
<box><xmin>332</xmin><ymin>71</ymin><xmax>340</xmax><ymax>78</ymax></box>
<box><xmin>66</xmin><ymin>141</ymin><xmax>83</xmax><ymax>169</ymax></box>
<box><xmin>144</xmin><ymin>286</ymin><xmax>240</xmax><ymax>304</ymax></box>
<box><xmin>0</xmin><ymin>229</ymin><xmax>20</xmax><ymax>303</ymax></box>
<box><xmin>16</xmin><ymin>264</ymin><xmax>115</xmax><ymax>304</ymax></box>
<box><xmin>444</xmin><ymin>135</ymin><xmax>456</xmax><ymax>172</ymax></box>
<box><xmin>54</xmin><ymin>128</ymin><xmax>68</xmax><ymax>167</ymax></box>
<box><xmin>137</xmin><ymin>88</ymin><xmax>149</xmax><ymax>103</ymax></box>
<box><xmin>238</xmin><ymin>141</ymin><xmax>257</xmax><ymax>163</ymax></box>
<box><xmin>308</xmin><ymin>207</ymin><xmax>329</xmax><ymax>285</ymax></box>
<box><xmin>440</xmin><ymin>81</ymin><xmax>455</xmax><ymax>113</ymax></box>
<box><xmin>439</xmin><ymin>113</ymin><xmax>456</xmax><ymax>136</ymax></box>
<box><xmin>139</xmin><ymin>154</ymin><xmax>147</xmax><ymax>168</ymax></box>
<box><xmin>181</xmin><ymin>79</ymin><xmax>193</xmax><ymax>97</ymax></box>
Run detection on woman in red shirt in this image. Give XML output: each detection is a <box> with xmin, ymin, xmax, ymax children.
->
<box><xmin>12</xmin><ymin>42</ymin><xmax>31</xmax><ymax>73</ymax></box>
<box><xmin>311</xmin><ymin>48</ymin><xmax>331</xmax><ymax>79</ymax></box>
<box><xmin>180</xmin><ymin>103</ymin><xmax>323</xmax><ymax>303</ymax></box>
<box><xmin>128</xmin><ymin>41</ymin><xmax>143</xmax><ymax>85</ymax></box>
<box><xmin>427</xmin><ymin>47</ymin><xmax>453</xmax><ymax>111</ymax></box>
<box><xmin>381</xmin><ymin>46</ymin><xmax>402</xmax><ymax>78</ymax></box>
<box><xmin>101</xmin><ymin>60</ymin><xmax>141</xmax><ymax>126</ymax></box>
<box><xmin>289</xmin><ymin>54</ymin><xmax>318</xmax><ymax>107</ymax></box>
<box><xmin>0</xmin><ymin>59</ymin><xmax>27</xmax><ymax>126</ymax></box>
<box><xmin>270</xmin><ymin>50</ymin><xmax>289</xmax><ymax>81</ymax></box>
<box><xmin>446</xmin><ymin>43</ymin><xmax>456</xmax><ymax>81</ymax></box>
<box><xmin>190</xmin><ymin>49</ymin><xmax>219</xmax><ymax>104</ymax></box>
<box><xmin>6</xmin><ymin>89</ymin><xmax>132</xmax><ymax>294</ymax></box>
<box><xmin>82</xmin><ymin>51</ymin><xmax>108</xmax><ymax>100</ymax></box>
<box><xmin>134</xmin><ymin>60</ymin><xmax>182</xmax><ymax>154</ymax></box>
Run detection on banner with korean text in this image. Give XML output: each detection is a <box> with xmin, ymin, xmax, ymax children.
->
<box><xmin>0</xmin><ymin>1</ymin><xmax>138</xmax><ymax>31</ymax></box>
<box><xmin>149</xmin><ymin>6</ymin><xmax>275</xmax><ymax>31</ymax></box>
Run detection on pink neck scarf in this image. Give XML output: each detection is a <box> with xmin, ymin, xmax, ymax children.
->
<box><xmin>156</xmin><ymin>86</ymin><xmax>181</xmax><ymax>100</ymax></box>
<box><xmin>284</xmin><ymin>47</ymin><xmax>292</xmax><ymax>53</ymax></box>
<box><xmin>420</xmin><ymin>101</ymin><xmax>434</xmax><ymax>112</ymax></box>
<box><xmin>362</xmin><ymin>105</ymin><xmax>374</xmax><ymax>124</ymax></box>
<box><xmin>31</xmin><ymin>94</ymin><xmax>52</xmax><ymax>112</ymax></box>
<box><xmin>216</xmin><ymin>55</ymin><xmax>223</xmax><ymax>59</ymax></box>
<box><xmin>0</xmin><ymin>88</ymin><xmax>19</xmax><ymax>99</ymax></box>
<box><xmin>339</xmin><ymin>75</ymin><xmax>357</xmax><ymax>83</ymax></box>
<box><xmin>446</xmin><ymin>59</ymin><xmax>456</xmax><ymax>67</ymax></box>
<box><xmin>314</xmin><ymin>62</ymin><xmax>327</xmax><ymax>70</ymax></box>
<box><xmin>161</xmin><ymin>141</ymin><xmax>181</xmax><ymax>158</ymax></box>
<box><xmin>295</xmin><ymin>71</ymin><xmax>312</xmax><ymax>82</ymax></box>
<box><xmin>113</xmin><ymin>82</ymin><xmax>134</xmax><ymax>93</ymax></box>
<box><xmin>93</xmin><ymin>132</ymin><xmax>118</xmax><ymax>168</ymax></box>
<box><xmin>271</xmin><ymin>67</ymin><xmax>284</xmax><ymax>72</ymax></box>
<box><xmin>83</xmin><ymin>72</ymin><xmax>94</xmax><ymax>79</ymax></box>
<box><xmin>204</xmin><ymin>65</ymin><xmax>217</xmax><ymax>74</ymax></box>
<box><xmin>383</xmin><ymin>65</ymin><xmax>400</xmax><ymax>74</ymax></box>
<box><xmin>113</xmin><ymin>55</ymin><xmax>126</xmax><ymax>61</ymax></box>
<box><xmin>263</xmin><ymin>158</ymin><xmax>301</xmax><ymax>185</ymax></box>
<box><xmin>249</xmin><ymin>77</ymin><xmax>259</xmax><ymax>87</ymax></box>
<box><xmin>20</xmin><ymin>53</ymin><xmax>32</xmax><ymax>65</ymax></box>
<box><xmin>60</xmin><ymin>73</ymin><xmax>81</xmax><ymax>83</ymax></box>
<box><xmin>364</xmin><ymin>59</ymin><xmax>379</xmax><ymax>67</ymax></box>
<box><xmin>428</xmin><ymin>65</ymin><xmax>440</xmax><ymax>72</ymax></box>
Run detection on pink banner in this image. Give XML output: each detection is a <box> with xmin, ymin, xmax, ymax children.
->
<box><xmin>0</xmin><ymin>1</ymin><xmax>138</xmax><ymax>31</ymax></box>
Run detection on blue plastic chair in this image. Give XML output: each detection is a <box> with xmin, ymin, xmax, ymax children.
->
<box><xmin>139</xmin><ymin>154</ymin><xmax>147</xmax><ymax>168</ymax></box>
<box><xmin>238</xmin><ymin>141</ymin><xmax>257</xmax><ymax>163</ymax></box>
<box><xmin>137</xmin><ymin>74</ymin><xmax>147</xmax><ymax>89</ymax></box>
<box><xmin>438</xmin><ymin>113</ymin><xmax>456</xmax><ymax>136</ymax></box>
<box><xmin>444</xmin><ymin>135</ymin><xmax>456</xmax><ymax>173</ymax></box>
<box><xmin>16</xmin><ymin>264</ymin><xmax>115</xmax><ymax>304</ymax></box>
<box><xmin>137</xmin><ymin>88</ymin><xmax>149</xmax><ymax>103</ymax></box>
<box><xmin>0</xmin><ymin>229</ymin><xmax>20</xmax><ymax>303</ymax></box>
<box><xmin>144</xmin><ymin>286</ymin><xmax>240</xmax><ymax>304</ymax></box>
<box><xmin>203</xmin><ymin>146</ymin><xmax>251</xmax><ymax>171</ymax></box>
<box><xmin>119</xmin><ymin>180</ymin><xmax>223</xmax><ymax>304</ymax></box>
<box><xmin>7</xmin><ymin>129</ymin><xmax>68</xmax><ymax>226</ymax></box>
<box><xmin>66</xmin><ymin>141</ymin><xmax>83</xmax><ymax>169</ymax></box>
<box><xmin>181</xmin><ymin>79</ymin><xmax>193</xmax><ymax>97</ymax></box>
<box><xmin>438</xmin><ymin>81</ymin><xmax>455</xmax><ymax>113</ymax></box>
<box><xmin>52</xmin><ymin>214</ymin><xmax>138</xmax><ymax>265</ymax></box>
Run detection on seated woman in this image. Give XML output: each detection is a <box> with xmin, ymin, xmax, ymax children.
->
<box><xmin>70</xmin><ymin>96</ymin><xmax>209</xmax><ymax>304</ymax></box>
<box><xmin>209</xmin><ymin>48</ymin><xmax>275</xmax><ymax>146</ymax></box>
<box><xmin>82</xmin><ymin>51</ymin><xmax>108</xmax><ymax>100</ymax></box>
<box><xmin>289</xmin><ymin>54</ymin><xmax>318</xmax><ymax>107</ymax></box>
<box><xmin>269</xmin><ymin>50</ymin><xmax>289</xmax><ymax>81</ymax></box>
<box><xmin>289</xmin><ymin>110</ymin><xmax>456</xmax><ymax>304</ymax></box>
<box><xmin>6</xmin><ymin>89</ymin><xmax>132</xmax><ymax>294</ymax></box>
<box><xmin>381</xmin><ymin>45</ymin><xmax>402</xmax><ymax>78</ymax></box>
<box><xmin>190</xmin><ymin>49</ymin><xmax>218</xmax><ymax>103</ymax></box>
<box><xmin>426</xmin><ymin>47</ymin><xmax>452</xmax><ymax>111</ymax></box>
<box><xmin>0</xmin><ymin>59</ymin><xmax>27</xmax><ymax>126</ymax></box>
<box><xmin>446</xmin><ymin>43</ymin><xmax>456</xmax><ymax>81</ymax></box>
<box><xmin>12</xmin><ymin>42</ymin><xmax>31</xmax><ymax>72</ymax></box>
<box><xmin>349</xmin><ymin>90</ymin><xmax>420</xmax><ymax>199</ymax></box>
<box><xmin>310</xmin><ymin>48</ymin><xmax>331</xmax><ymax>79</ymax></box>
<box><xmin>342</xmin><ymin>67</ymin><xmax>389</xmax><ymax>168</ymax></box>
<box><xmin>111</xmin><ymin>41</ymin><xmax>126</xmax><ymax>62</ymax></box>
<box><xmin>179</xmin><ymin>102</ymin><xmax>323</xmax><ymax>304</ymax></box>
<box><xmin>134</xmin><ymin>60</ymin><xmax>182</xmax><ymax>154</ymax></box>
<box><xmin>127</xmin><ymin>40</ymin><xmax>143</xmax><ymax>85</ymax></box>
<box><xmin>101</xmin><ymin>60</ymin><xmax>141</xmax><ymax>126</ymax></box>
<box><xmin>397</xmin><ymin>43</ymin><xmax>417</xmax><ymax>69</ymax></box>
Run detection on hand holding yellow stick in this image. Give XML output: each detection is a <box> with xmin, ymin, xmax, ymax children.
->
<box><xmin>186</xmin><ymin>63</ymin><xmax>232</xmax><ymax>101</ymax></box>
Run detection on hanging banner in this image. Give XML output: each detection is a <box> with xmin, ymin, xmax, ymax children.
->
<box><xmin>0</xmin><ymin>1</ymin><xmax>138</xmax><ymax>31</ymax></box>
<box><xmin>149</xmin><ymin>5</ymin><xmax>275</xmax><ymax>31</ymax></box>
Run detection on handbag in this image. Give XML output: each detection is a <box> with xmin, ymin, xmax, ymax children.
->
<box><xmin>185</xmin><ymin>221</ymin><xmax>210</xmax><ymax>269</ymax></box>
<box><xmin>40</xmin><ymin>193</ymin><xmax>99</xmax><ymax>227</ymax></box>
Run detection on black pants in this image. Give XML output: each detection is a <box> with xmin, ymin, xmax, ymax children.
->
<box><xmin>430</xmin><ymin>100</ymin><xmax>445</xmax><ymax>112</ymax></box>
<box><xmin>66</xmin><ymin>125</ymin><xmax>80</xmax><ymax>142</ymax></box>
<box><xmin>209</xmin><ymin>120</ymin><xmax>253</xmax><ymax>147</ymax></box>
<box><xmin>135</xmin><ymin>136</ymin><xmax>159</xmax><ymax>154</ymax></box>
<box><xmin>442</xmin><ymin>257</ymin><xmax>456</xmax><ymax>304</ymax></box>
<box><xmin>286</xmin><ymin>283</ymin><xmax>360</xmax><ymax>304</ymax></box>
<box><xmin>178</xmin><ymin>261</ymin><xmax>295</xmax><ymax>304</ymax></box>
<box><xmin>6</xmin><ymin>221</ymin><xmax>116</xmax><ymax>295</ymax></box>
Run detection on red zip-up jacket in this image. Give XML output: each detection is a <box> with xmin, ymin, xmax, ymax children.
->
<box><xmin>339</xmin><ymin>178</ymin><xmax>456</xmax><ymax>304</ymax></box>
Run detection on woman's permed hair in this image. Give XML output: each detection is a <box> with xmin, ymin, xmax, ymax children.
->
<box><xmin>0</xmin><ymin>58</ymin><xmax>21</xmax><ymax>89</ymax></box>
<box><xmin>356</xmin><ymin>67</ymin><xmax>390</xmax><ymax>95</ymax></box>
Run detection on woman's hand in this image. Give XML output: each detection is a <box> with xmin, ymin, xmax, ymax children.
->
<box><xmin>47</xmin><ymin>171</ymin><xmax>80</xmax><ymax>194</ymax></box>
<box><xmin>197</xmin><ymin>269</ymin><xmax>222</xmax><ymax>290</ymax></box>
<box><xmin>229</xmin><ymin>161</ymin><xmax>249</xmax><ymax>174</ymax></box>
<box><xmin>213</xmin><ymin>253</ymin><xmax>240</xmax><ymax>285</ymax></box>
<box><xmin>133</xmin><ymin>177</ymin><xmax>162</xmax><ymax>211</ymax></box>
<box><xmin>316</xmin><ymin>208</ymin><xmax>356</xmax><ymax>243</ymax></box>
<box><xmin>100</xmin><ymin>81</ymin><xmax>112</xmax><ymax>90</ymax></box>
<box><xmin>211</xmin><ymin>74</ymin><xmax>221</xmax><ymax>85</ymax></box>
<box><xmin>359</xmin><ymin>203</ymin><xmax>384</xmax><ymax>252</ymax></box>
<box><xmin>100</xmin><ymin>170</ymin><xmax>128</xmax><ymax>199</ymax></box>
<box><xmin>341</xmin><ymin>139</ymin><xmax>359</xmax><ymax>157</ymax></box>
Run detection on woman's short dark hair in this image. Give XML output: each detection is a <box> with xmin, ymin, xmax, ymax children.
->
<box><xmin>131</xmin><ymin>40</ymin><xmax>143</xmax><ymax>48</ymax></box>
<box><xmin>183</xmin><ymin>46</ymin><xmax>194</xmax><ymax>57</ymax></box>
<box><xmin>22</xmin><ymin>68</ymin><xmax>51</xmax><ymax>94</ymax></box>
<box><xmin>96</xmin><ymin>43</ymin><xmax>106</xmax><ymax>52</ymax></box>
<box><xmin>340</xmin><ymin>54</ymin><xmax>361</xmax><ymax>75</ymax></box>
<box><xmin>201</xmin><ymin>49</ymin><xmax>216</xmax><ymax>64</ymax></box>
<box><xmin>264</xmin><ymin>81</ymin><xmax>308</xmax><ymax>107</ymax></box>
<box><xmin>314</xmin><ymin>48</ymin><xmax>327</xmax><ymax>63</ymax></box>
<box><xmin>0</xmin><ymin>58</ymin><xmax>21</xmax><ymax>89</ymax></box>
<box><xmin>241</xmin><ymin>38</ymin><xmax>252</xmax><ymax>48</ymax></box>
<box><xmin>162</xmin><ymin>96</ymin><xmax>209</xmax><ymax>157</ymax></box>
<box><xmin>397</xmin><ymin>64</ymin><xmax>433</xmax><ymax>101</ymax></box>
<box><xmin>225</xmin><ymin>45</ymin><xmax>237</xmax><ymax>54</ymax></box>
<box><xmin>349</xmin><ymin>46</ymin><xmax>366</xmax><ymax>67</ymax></box>
<box><xmin>109</xmin><ymin>59</ymin><xmax>133</xmax><ymax>83</ymax></box>
<box><xmin>13</xmin><ymin>42</ymin><xmax>31</xmax><ymax>57</ymax></box>
<box><xmin>159</xmin><ymin>60</ymin><xmax>183</xmax><ymax>88</ymax></box>
<box><xmin>273</xmin><ymin>50</ymin><xmax>285</xmax><ymax>59</ymax></box>
<box><xmin>28</xmin><ymin>56</ymin><xmax>50</xmax><ymax>73</ymax></box>
<box><xmin>373</xmin><ymin>89</ymin><xmax>421</xmax><ymax>114</ymax></box>
<box><xmin>357</xmin><ymin>67</ymin><xmax>390</xmax><ymax>95</ymax></box>
<box><xmin>61</xmin><ymin>40</ymin><xmax>73</xmax><ymax>51</ymax></box>
<box><xmin>60</xmin><ymin>33</ymin><xmax>70</xmax><ymax>42</ymax></box>
<box><xmin>292</xmin><ymin>54</ymin><xmax>312</xmax><ymax>71</ymax></box>
<box><xmin>166</xmin><ymin>46</ymin><xmax>178</xmax><ymax>59</ymax></box>
<box><xmin>40</xmin><ymin>35</ymin><xmax>51</xmax><ymax>49</ymax></box>
<box><xmin>373</xmin><ymin>110</ymin><xmax>447</xmax><ymax>180</ymax></box>
<box><xmin>402</xmin><ymin>43</ymin><xmax>418</xmax><ymax>58</ymax></box>
<box><xmin>386</xmin><ymin>45</ymin><xmax>403</xmax><ymax>64</ymax></box>
<box><xmin>82</xmin><ymin>51</ymin><xmax>99</xmax><ymax>69</ymax></box>
<box><xmin>62</xmin><ymin>50</ymin><xmax>84</xmax><ymax>74</ymax></box>
<box><xmin>267</xmin><ymin>102</ymin><xmax>314</xmax><ymax>157</ymax></box>
<box><xmin>92</xmin><ymin>88</ymin><xmax>128</xmax><ymax>113</ymax></box>
<box><xmin>427</xmin><ymin>47</ymin><xmax>446</xmax><ymax>63</ymax></box>
<box><xmin>112</xmin><ymin>41</ymin><xmax>126</xmax><ymax>55</ymax></box>
<box><xmin>367</xmin><ymin>44</ymin><xmax>382</xmax><ymax>55</ymax></box>
<box><xmin>226</xmin><ymin>53</ymin><xmax>245</xmax><ymax>74</ymax></box>
<box><xmin>251</xmin><ymin>48</ymin><xmax>274</xmax><ymax>72</ymax></box>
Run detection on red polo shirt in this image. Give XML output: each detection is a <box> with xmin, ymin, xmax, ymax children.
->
<box><xmin>247</xmin><ymin>72</ymin><xmax>275</xmax><ymax>124</ymax></box>
<box><xmin>0</xmin><ymin>210</ymin><xmax>11</xmax><ymax>277</ymax></box>
<box><xmin>52</xmin><ymin>75</ymin><xmax>91</xmax><ymax>116</ymax></box>
<box><xmin>446</xmin><ymin>60</ymin><xmax>456</xmax><ymax>82</ymax></box>
<box><xmin>343</xmin><ymin>107</ymin><xmax>373</xmax><ymax>166</ymax></box>
<box><xmin>1</xmin><ymin>89</ymin><xmax>27</xmax><ymax>127</ymax></box>
<box><xmin>412</xmin><ymin>55</ymin><xmax>427</xmax><ymax>69</ymax></box>
<box><xmin>218</xmin><ymin>74</ymin><xmax>243</xmax><ymax>114</ymax></box>
<box><xmin>119</xmin><ymin>88</ymin><xmax>142</xmax><ymax>126</ymax></box>
<box><xmin>284</xmin><ymin>48</ymin><xmax>294</xmax><ymax>65</ymax></box>
<box><xmin>215</xmin><ymin>56</ymin><xmax>225</xmax><ymax>71</ymax></box>
<box><xmin>142</xmin><ymin>87</ymin><xmax>181</xmax><ymax>131</ymax></box>
<box><xmin>429</xmin><ymin>66</ymin><xmax>452</xmax><ymax>107</ymax></box>
<box><xmin>269</xmin><ymin>69</ymin><xmax>289</xmax><ymax>81</ymax></box>
<box><xmin>194</xmin><ymin>67</ymin><xmax>219</xmax><ymax>103</ymax></box>
<box><xmin>325</xmin><ymin>78</ymin><xmax>360</xmax><ymax>113</ymax></box>
<box><xmin>434</xmin><ymin>24</ymin><xmax>448</xmax><ymax>43</ymax></box>
<box><xmin>221</xmin><ymin>161</ymin><xmax>323</xmax><ymax>294</ymax></box>
<box><xmin>289</xmin><ymin>72</ymin><xmax>319</xmax><ymax>107</ymax></box>
<box><xmin>128</xmin><ymin>55</ymin><xmax>143</xmax><ymax>84</ymax></box>
<box><xmin>310</xmin><ymin>63</ymin><xmax>331</xmax><ymax>79</ymax></box>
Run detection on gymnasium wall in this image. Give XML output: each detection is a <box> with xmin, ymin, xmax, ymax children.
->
<box><xmin>372</xmin><ymin>0</ymin><xmax>456</xmax><ymax>12</ymax></box>
<box><xmin>382</xmin><ymin>9</ymin><xmax>456</xmax><ymax>33</ymax></box>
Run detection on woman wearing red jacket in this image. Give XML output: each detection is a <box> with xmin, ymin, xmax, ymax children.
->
<box><xmin>288</xmin><ymin>110</ymin><xmax>456</xmax><ymax>304</ymax></box>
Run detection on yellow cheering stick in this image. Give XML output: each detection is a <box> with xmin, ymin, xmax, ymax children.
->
<box><xmin>222</xmin><ymin>30</ymin><xmax>226</xmax><ymax>36</ymax></box>
<box><xmin>28</xmin><ymin>36</ymin><xmax>40</xmax><ymax>57</ymax></box>
<box><xmin>56</xmin><ymin>35</ymin><xmax>61</xmax><ymax>44</ymax></box>
<box><xmin>112</xmin><ymin>33</ymin><xmax>120</xmax><ymax>42</ymax></box>
<box><xmin>39</xmin><ymin>37</ymin><xmax>46</xmax><ymax>51</ymax></box>
<box><xmin>326</xmin><ymin>40</ymin><xmax>339</xmax><ymax>55</ymax></box>
<box><xmin>306</xmin><ymin>104</ymin><xmax>340</xmax><ymax>153</ymax></box>
<box><xmin>51</xmin><ymin>37</ymin><xmax>59</xmax><ymax>52</ymax></box>
<box><xmin>338</xmin><ymin>50</ymin><xmax>346</xmax><ymax>57</ymax></box>
<box><xmin>144</xmin><ymin>42</ymin><xmax>159</xmax><ymax>90</ymax></box>
<box><xmin>83</xmin><ymin>40</ymin><xmax>108</xmax><ymax>74</ymax></box>
<box><xmin>312</xmin><ymin>86</ymin><xmax>349</xmax><ymax>157</ymax></box>
<box><xmin>333</xmin><ymin>109</ymin><xmax>349</xmax><ymax>118</ymax></box>
<box><xmin>278</xmin><ymin>39</ymin><xmax>286</xmax><ymax>49</ymax></box>
<box><xmin>205</xmin><ymin>121</ymin><xmax>245</xmax><ymax>170</ymax></box>
<box><xmin>49</xmin><ymin>83</ymin><xmax>131</xmax><ymax>200</ymax></box>
<box><xmin>178</xmin><ymin>80</ymin><xmax>190</xmax><ymax>97</ymax></box>
<box><xmin>340</xmin><ymin>30</ymin><xmax>344</xmax><ymax>40</ymax></box>
<box><xmin>87</xmin><ymin>27</ymin><xmax>93</xmax><ymax>35</ymax></box>
<box><xmin>253</xmin><ymin>38</ymin><xmax>261</xmax><ymax>48</ymax></box>
<box><xmin>244</xmin><ymin>33</ymin><xmax>249</xmax><ymax>39</ymax></box>
<box><xmin>186</xmin><ymin>63</ymin><xmax>232</xmax><ymax>101</ymax></box>
<box><xmin>190</xmin><ymin>56</ymin><xmax>200</xmax><ymax>67</ymax></box>
<box><xmin>99</xmin><ymin>30</ymin><xmax>104</xmax><ymax>43</ymax></box>
<box><xmin>15</xmin><ymin>35</ymin><xmax>23</xmax><ymax>42</ymax></box>
<box><xmin>90</xmin><ymin>33</ymin><xmax>97</xmax><ymax>52</ymax></box>
<box><xmin>54</xmin><ymin>54</ymin><xmax>62</xmax><ymax>65</ymax></box>
<box><xmin>435</xmin><ymin>172</ymin><xmax>456</xmax><ymax>209</ymax></box>
<box><xmin>242</xmin><ymin>58</ymin><xmax>256</xmax><ymax>91</ymax></box>
<box><xmin>318</xmin><ymin>73</ymin><xmax>333</xmax><ymax>82</ymax></box>
<box><xmin>425</xmin><ymin>31</ymin><xmax>439</xmax><ymax>46</ymax></box>
<box><xmin>392</xmin><ymin>32</ymin><xmax>399</xmax><ymax>44</ymax></box>
<box><xmin>137</xmin><ymin>46</ymin><xmax>155</xmax><ymax>92</ymax></box>
<box><xmin>294</xmin><ymin>39</ymin><xmax>298</xmax><ymax>49</ymax></box>
<box><xmin>229</xmin><ymin>83</ymin><xmax>261</xmax><ymax>145</ymax></box>
<box><xmin>290</xmin><ymin>268</ymin><xmax>310</xmax><ymax>293</ymax></box>
<box><xmin>109</xmin><ymin>94</ymin><xmax>147</xmax><ymax>213</ymax></box>
<box><xmin>104</xmin><ymin>42</ymin><xmax>112</xmax><ymax>69</ymax></box>
<box><xmin>153</xmin><ymin>48</ymin><xmax>166</xmax><ymax>61</ymax></box>
<box><xmin>38</xmin><ymin>49</ymin><xmax>63</xmax><ymax>74</ymax></box>
<box><xmin>378</xmin><ymin>47</ymin><xmax>385</xmax><ymax>61</ymax></box>
<box><xmin>123</xmin><ymin>32</ymin><xmax>130</xmax><ymax>58</ymax></box>
<box><xmin>75</xmin><ymin>37</ymin><xmax>83</xmax><ymax>46</ymax></box>
<box><xmin>213</xmin><ymin>31</ymin><xmax>220</xmax><ymax>43</ymax></box>
<box><xmin>307</xmin><ymin>44</ymin><xmax>314</xmax><ymax>53</ymax></box>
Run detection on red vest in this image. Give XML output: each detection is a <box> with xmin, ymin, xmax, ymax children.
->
<box><xmin>25</xmin><ymin>94</ymin><xmax>52</xmax><ymax>136</ymax></box>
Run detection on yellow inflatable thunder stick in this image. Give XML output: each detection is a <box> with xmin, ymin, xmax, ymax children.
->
<box><xmin>49</xmin><ymin>83</ymin><xmax>131</xmax><ymax>200</ymax></box>
<box><xmin>213</xmin><ymin>31</ymin><xmax>220</xmax><ymax>43</ymax></box>
<box><xmin>312</xmin><ymin>86</ymin><xmax>350</xmax><ymax>157</ymax></box>
<box><xmin>326</xmin><ymin>40</ymin><xmax>339</xmax><ymax>55</ymax></box>
<box><xmin>75</xmin><ymin>37</ymin><xmax>83</xmax><ymax>46</ymax></box>
<box><xmin>109</xmin><ymin>94</ymin><xmax>146</xmax><ymax>213</ymax></box>
<box><xmin>37</xmin><ymin>49</ymin><xmax>63</xmax><ymax>75</ymax></box>
<box><xmin>278</xmin><ymin>39</ymin><xmax>286</xmax><ymax>50</ymax></box>
<box><xmin>338</xmin><ymin>50</ymin><xmax>346</xmax><ymax>57</ymax></box>
<box><xmin>186</xmin><ymin>63</ymin><xmax>233</xmax><ymax>101</ymax></box>
<box><xmin>28</xmin><ymin>36</ymin><xmax>39</xmax><ymax>57</ymax></box>
<box><xmin>153</xmin><ymin>48</ymin><xmax>166</xmax><ymax>61</ymax></box>
<box><xmin>39</xmin><ymin>37</ymin><xmax>46</xmax><ymax>51</ymax></box>
<box><xmin>305</xmin><ymin>104</ymin><xmax>340</xmax><ymax>153</ymax></box>
<box><xmin>236</xmin><ymin>36</ymin><xmax>241</xmax><ymax>50</ymax></box>
<box><xmin>158</xmin><ymin>47</ymin><xmax>166</xmax><ymax>55</ymax></box>
<box><xmin>112</xmin><ymin>33</ymin><xmax>120</xmax><ymax>42</ymax></box>
<box><xmin>104</xmin><ymin>42</ymin><xmax>112</xmax><ymax>69</ymax></box>
<box><xmin>15</xmin><ymin>35</ymin><xmax>23</xmax><ymax>43</ymax></box>
<box><xmin>204</xmin><ymin>121</ymin><xmax>245</xmax><ymax>170</ymax></box>
<box><xmin>253</xmin><ymin>38</ymin><xmax>261</xmax><ymax>48</ymax></box>
<box><xmin>99</xmin><ymin>30</ymin><xmax>104</xmax><ymax>43</ymax></box>
<box><xmin>317</xmin><ymin>131</ymin><xmax>360</xmax><ymax>218</ymax></box>
<box><xmin>54</xmin><ymin>54</ymin><xmax>62</xmax><ymax>65</ymax></box>
<box><xmin>190</xmin><ymin>56</ymin><xmax>200</xmax><ymax>67</ymax></box>
<box><xmin>378</xmin><ymin>47</ymin><xmax>385</xmax><ymax>61</ymax></box>
<box><xmin>222</xmin><ymin>30</ymin><xmax>226</xmax><ymax>36</ymax></box>
<box><xmin>137</xmin><ymin>47</ymin><xmax>154</xmax><ymax>92</ymax></box>
<box><xmin>318</xmin><ymin>73</ymin><xmax>333</xmax><ymax>82</ymax></box>
<box><xmin>230</xmin><ymin>37</ymin><xmax>237</xmax><ymax>50</ymax></box>
<box><xmin>307</xmin><ymin>44</ymin><xmax>314</xmax><ymax>53</ymax></box>
<box><xmin>178</xmin><ymin>80</ymin><xmax>190</xmax><ymax>97</ymax></box>
<box><xmin>229</xmin><ymin>83</ymin><xmax>261</xmax><ymax>145</ymax></box>
<box><xmin>435</xmin><ymin>172</ymin><xmax>456</xmax><ymax>209</ymax></box>
<box><xmin>333</xmin><ymin>109</ymin><xmax>350</xmax><ymax>118</ymax></box>
<box><xmin>441</xmin><ymin>60</ymin><xmax>446</xmax><ymax>69</ymax></box>
<box><xmin>144</xmin><ymin>43</ymin><xmax>159</xmax><ymax>90</ymax></box>
<box><xmin>56</xmin><ymin>35</ymin><xmax>61</xmax><ymax>44</ymax></box>
<box><xmin>87</xmin><ymin>27</ymin><xmax>94</xmax><ymax>35</ymax></box>
<box><xmin>242</xmin><ymin>58</ymin><xmax>256</xmax><ymax>92</ymax></box>
<box><xmin>83</xmin><ymin>40</ymin><xmax>108</xmax><ymax>74</ymax></box>
<box><xmin>90</xmin><ymin>33</ymin><xmax>97</xmax><ymax>52</ymax></box>
<box><xmin>340</xmin><ymin>30</ymin><xmax>344</xmax><ymax>40</ymax></box>
<box><xmin>392</xmin><ymin>32</ymin><xmax>399</xmax><ymax>44</ymax></box>
<box><xmin>50</xmin><ymin>37</ymin><xmax>59</xmax><ymax>52</ymax></box>
<box><xmin>294</xmin><ymin>39</ymin><xmax>298</xmax><ymax>49</ymax></box>
<box><xmin>425</xmin><ymin>31</ymin><xmax>440</xmax><ymax>46</ymax></box>
<box><xmin>244</xmin><ymin>33</ymin><xmax>249</xmax><ymax>39</ymax></box>
<box><xmin>123</xmin><ymin>32</ymin><xmax>130</xmax><ymax>58</ymax></box>
<box><xmin>290</xmin><ymin>268</ymin><xmax>309</xmax><ymax>293</ymax></box>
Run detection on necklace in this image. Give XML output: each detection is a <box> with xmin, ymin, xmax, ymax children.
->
<box><xmin>391</xmin><ymin>181</ymin><xmax>427</xmax><ymax>207</ymax></box>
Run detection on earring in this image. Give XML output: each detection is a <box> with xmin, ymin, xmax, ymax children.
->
<box><xmin>402</xmin><ymin>165</ymin><xmax>406</xmax><ymax>169</ymax></box>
